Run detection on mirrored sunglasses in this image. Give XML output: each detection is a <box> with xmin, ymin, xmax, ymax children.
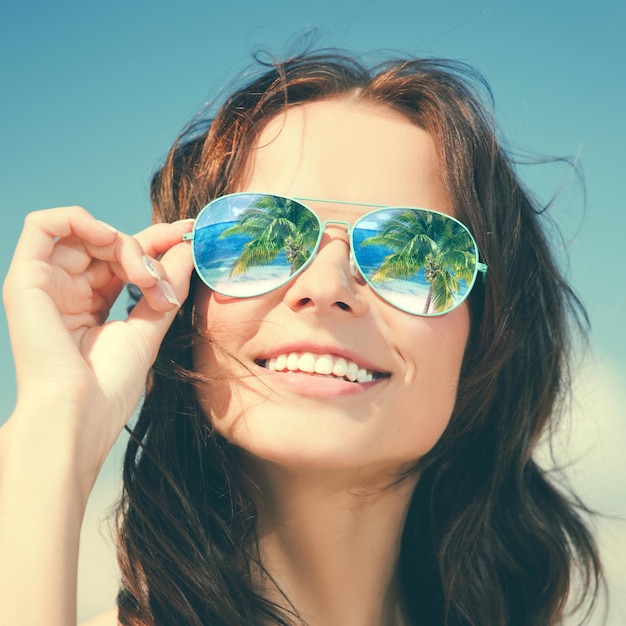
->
<box><xmin>183</xmin><ymin>193</ymin><xmax>488</xmax><ymax>316</ymax></box>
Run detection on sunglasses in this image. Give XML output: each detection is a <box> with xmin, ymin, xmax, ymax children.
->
<box><xmin>183</xmin><ymin>192</ymin><xmax>488</xmax><ymax>316</ymax></box>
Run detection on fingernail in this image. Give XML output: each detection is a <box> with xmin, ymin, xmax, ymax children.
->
<box><xmin>142</xmin><ymin>255</ymin><xmax>161</xmax><ymax>280</ymax></box>
<box><xmin>157</xmin><ymin>280</ymin><xmax>181</xmax><ymax>307</ymax></box>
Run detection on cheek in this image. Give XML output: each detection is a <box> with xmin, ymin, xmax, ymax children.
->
<box><xmin>191</xmin><ymin>287</ymin><xmax>272</xmax><ymax>430</ymax></box>
<box><xmin>386</xmin><ymin>301</ymin><xmax>470</xmax><ymax>385</ymax></box>
<box><xmin>412</xmin><ymin>309</ymin><xmax>469</xmax><ymax>391</ymax></box>
<box><xmin>191</xmin><ymin>288</ymin><xmax>243</xmax><ymax>421</ymax></box>
<box><xmin>193</xmin><ymin>286</ymin><xmax>262</xmax><ymax>346</ymax></box>
<box><xmin>392</xmin><ymin>306</ymin><xmax>470</xmax><ymax>452</ymax></box>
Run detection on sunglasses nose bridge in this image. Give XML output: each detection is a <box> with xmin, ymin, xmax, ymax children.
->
<box><xmin>317</xmin><ymin>219</ymin><xmax>359</xmax><ymax>279</ymax></box>
<box><xmin>320</xmin><ymin>219</ymin><xmax>351</xmax><ymax>229</ymax></box>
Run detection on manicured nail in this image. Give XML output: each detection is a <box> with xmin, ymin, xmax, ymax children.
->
<box><xmin>142</xmin><ymin>255</ymin><xmax>161</xmax><ymax>280</ymax></box>
<box><xmin>157</xmin><ymin>280</ymin><xmax>181</xmax><ymax>307</ymax></box>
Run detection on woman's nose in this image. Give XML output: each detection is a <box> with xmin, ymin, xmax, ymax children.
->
<box><xmin>283</xmin><ymin>227</ymin><xmax>367</xmax><ymax>316</ymax></box>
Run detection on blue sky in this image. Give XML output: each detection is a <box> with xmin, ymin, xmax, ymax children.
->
<box><xmin>1</xmin><ymin>0</ymin><xmax>624</xmax><ymax>621</ymax></box>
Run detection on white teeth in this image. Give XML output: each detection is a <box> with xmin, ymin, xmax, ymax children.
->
<box><xmin>299</xmin><ymin>352</ymin><xmax>316</xmax><ymax>373</ymax></box>
<box><xmin>346</xmin><ymin>361</ymin><xmax>359</xmax><ymax>382</ymax></box>
<box><xmin>333</xmin><ymin>357</ymin><xmax>348</xmax><ymax>378</ymax></box>
<box><xmin>357</xmin><ymin>368</ymin><xmax>371</xmax><ymax>383</ymax></box>
<box><xmin>263</xmin><ymin>351</ymin><xmax>381</xmax><ymax>383</ymax></box>
<box><xmin>314</xmin><ymin>354</ymin><xmax>334</xmax><ymax>375</ymax></box>
<box><xmin>286</xmin><ymin>352</ymin><xmax>300</xmax><ymax>371</ymax></box>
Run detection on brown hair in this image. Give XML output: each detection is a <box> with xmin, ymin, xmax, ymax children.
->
<box><xmin>116</xmin><ymin>51</ymin><xmax>602</xmax><ymax>625</ymax></box>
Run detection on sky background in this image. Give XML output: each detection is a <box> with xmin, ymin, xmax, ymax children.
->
<box><xmin>1</xmin><ymin>0</ymin><xmax>624</xmax><ymax>622</ymax></box>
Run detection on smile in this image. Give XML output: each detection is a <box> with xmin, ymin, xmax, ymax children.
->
<box><xmin>256</xmin><ymin>351</ymin><xmax>389</xmax><ymax>383</ymax></box>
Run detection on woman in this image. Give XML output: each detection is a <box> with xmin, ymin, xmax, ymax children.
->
<box><xmin>1</xmin><ymin>51</ymin><xmax>602</xmax><ymax>625</ymax></box>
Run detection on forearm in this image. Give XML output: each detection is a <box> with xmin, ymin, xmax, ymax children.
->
<box><xmin>0</xmin><ymin>412</ymin><xmax>94</xmax><ymax>626</ymax></box>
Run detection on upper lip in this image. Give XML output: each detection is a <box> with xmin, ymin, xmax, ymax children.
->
<box><xmin>253</xmin><ymin>342</ymin><xmax>391</xmax><ymax>377</ymax></box>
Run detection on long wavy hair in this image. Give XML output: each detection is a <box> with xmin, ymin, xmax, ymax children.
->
<box><xmin>115</xmin><ymin>51</ymin><xmax>602</xmax><ymax>625</ymax></box>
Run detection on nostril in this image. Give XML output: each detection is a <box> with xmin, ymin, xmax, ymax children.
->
<box><xmin>294</xmin><ymin>298</ymin><xmax>352</xmax><ymax>311</ymax></box>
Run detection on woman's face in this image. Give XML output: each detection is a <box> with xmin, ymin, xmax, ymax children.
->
<box><xmin>193</xmin><ymin>99</ymin><xmax>469</xmax><ymax>477</ymax></box>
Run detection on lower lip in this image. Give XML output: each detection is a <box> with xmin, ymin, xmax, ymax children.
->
<box><xmin>260</xmin><ymin>368</ymin><xmax>386</xmax><ymax>397</ymax></box>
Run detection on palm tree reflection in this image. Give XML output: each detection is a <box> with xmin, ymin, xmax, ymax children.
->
<box><xmin>219</xmin><ymin>196</ymin><xmax>319</xmax><ymax>276</ymax></box>
<box><xmin>359</xmin><ymin>210</ymin><xmax>476</xmax><ymax>313</ymax></box>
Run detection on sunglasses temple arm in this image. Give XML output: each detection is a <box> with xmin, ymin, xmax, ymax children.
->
<box><xmin>182</xmin><ymin>232</ymin><xmax>194</xmax><ymax>242</ymax></box>
<box><xmin>477</xmin><ymin>261</ymin><xmax>488</xmax><ymax>284</ymax></box>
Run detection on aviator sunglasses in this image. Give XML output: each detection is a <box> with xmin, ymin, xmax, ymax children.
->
<box><xmin>183</xmin><ymin>193</ymin><xmax>488</xmax><ymax>316</ymax></box>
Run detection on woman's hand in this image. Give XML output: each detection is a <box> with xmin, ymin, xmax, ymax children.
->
<box><xmin>2</xmin><ymin>205</ymin><xmax>194</xmax><ymax>487</ymax></box>
<box><xmin>0</xmin><ymin>206</ymin><xmax>195</xmax><ymax>625</ymax></box>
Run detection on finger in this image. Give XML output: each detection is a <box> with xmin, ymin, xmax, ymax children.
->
<box><xmin>85</xmin><ymin>260</ymin><xmax>125</xmax><ymax>310</ymax></box>
<box><xmin>12</xmin><ymin>207</ymin><xmax>118</xmax><ymax>269</ymax></box>
<box><xmin>48</xmin><ymin>235</ymin><xmax>100</xmax><ymax>275</ymax></box>
<box><xmin>134</xmin><ymin>219</ymin><xmax>195</xmax><ymax>257</ymax></box>
<box><xmin>83</xmin><ymin>258</ymin><xmax>118</xmax><ymax>291</ymax></box>
<box><xmin>43</xmin><ymin>232</ymin><xmax>157</xmax><ymax>321</ymax></box>
<box><xmin>79</xmin><ymin>231</ymin><xmax>156</xmax><ymax>287</ymax></box>
<box><xmin>92</xmin><ymin>254</ymin><xmax>175</xmax><ymax>313</ymax></box>
<box><xmin>95</xmin><ymin>220</ymin><xmax>195</xmax><ymax>310</ymax></box>
<box><xmin>4</xmin><ymin>209</ymin><xmax>114</xmax><ymax>346</ymax></box>
<box><xmin>133</xmin><ymin>236</ymin><xmax>195</xmax><ymax>312</ymax></box>
<box><xmin>53</xmin><ymin>220</ymin><xmax>194</xmax><ymax>315</ymax></box>
<box><xmin>82</xmin><ymin>219</ymin><xmax>193</xmax><ymax>289</ymax></box>
<box><xmin>124</xmin><ymin>240</ymin><xmax>195</xmax><ymax>362</ymax></box>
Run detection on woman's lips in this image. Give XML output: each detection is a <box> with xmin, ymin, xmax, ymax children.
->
<box><xmin>255</xmin><ymin>350</ymin><xmax>389</xmax><ymax>383</ymax></box>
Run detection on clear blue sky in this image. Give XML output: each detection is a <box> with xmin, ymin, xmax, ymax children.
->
<box><xmin>2</xmin><ymin>0</ymin><xmax>624</xmax><ymax>399</ymax></box>
<box><xmin>1</xmin><ymin>0</ymin><xmax>624</xmax><ymax>621</ymax></box>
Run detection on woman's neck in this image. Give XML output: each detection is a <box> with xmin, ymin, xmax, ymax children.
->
<box><xmin>245</xmin><ymin>461</ymin><xmax>418</xmax><ymax>626</ymax></box>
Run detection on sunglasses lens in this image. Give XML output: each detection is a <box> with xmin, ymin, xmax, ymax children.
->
<box><xmin>352</xmin><ymin>209</ymin><xmax>479</xmax><ymax>315</ymax></box>
<box><xmin>192</xmin><ymin>194</ymin><xmax>320</xmax><ymax>297</ymax></box>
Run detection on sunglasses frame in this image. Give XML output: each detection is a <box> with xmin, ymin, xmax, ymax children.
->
<box><xmin>183</xmin><ymin>192</ymin><xmax>488</xmax><ymax>317</ymax></box>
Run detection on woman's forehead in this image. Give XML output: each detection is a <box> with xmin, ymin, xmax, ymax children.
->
<box><xmin>239</xmin><ymin>99</ymin><xmax>452</xmax><ymax>213</ymax></box>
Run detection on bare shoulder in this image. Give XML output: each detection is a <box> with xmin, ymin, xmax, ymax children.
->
<box><xmin>80</xmin><ymin>607</ymin><xmax>119</xmax><ymax>626</ymax></box>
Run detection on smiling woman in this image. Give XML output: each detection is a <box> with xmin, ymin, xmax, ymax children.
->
<box><xmin>0</xmin><ymin>51</ymin><xmax>602</xmax><ymax>626</ymax></box>
<box><xmin>190</xmin><ymin>100</ymin><xmax>470</xmax><ymax>474</ymax></box>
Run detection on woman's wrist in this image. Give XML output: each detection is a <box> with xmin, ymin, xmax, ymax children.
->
<box><xmin>1</xmin><ymin>403</ymin><xmax>103</xmax><ymax>508</ymax></box>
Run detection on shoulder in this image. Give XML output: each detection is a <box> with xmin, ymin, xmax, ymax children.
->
<box><xmin>80</xmin><ymin>607</ymin><xmax>119</xmax><ymax>626</ymax></box>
